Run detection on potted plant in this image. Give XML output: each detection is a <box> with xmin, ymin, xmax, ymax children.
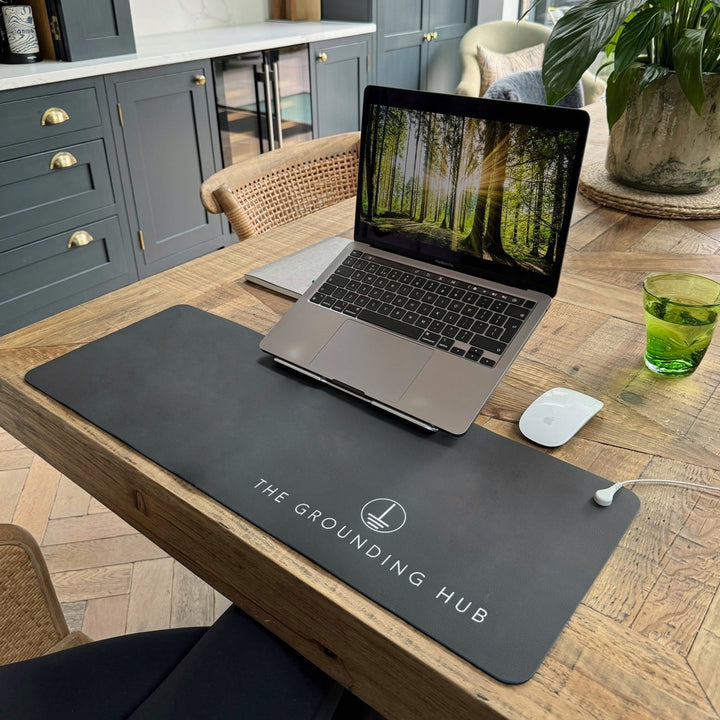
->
<box><xmin>537</xmin><ymin>0</ymin><xmax>720</xmax><ymax>193</ymax></box>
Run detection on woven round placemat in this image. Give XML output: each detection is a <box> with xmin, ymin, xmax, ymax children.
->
<box><xmin>579</xmin><ymin>162</ymin><xmax>720</xmax><ymax>219</ymax></box>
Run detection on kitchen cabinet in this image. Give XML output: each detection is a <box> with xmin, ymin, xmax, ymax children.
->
<box><xmin>40</xmin><ymin>0</ymin><xmax>136</xmax><ymax>61</ymax></box>
<box><xmin>0</xmin><ymin>22</ymin><xmax>375</xmax><ymax>335</ymax></box>
<box><xmin>0</xmin><ymin>61</ymin><xmax>228</xmax><ymax>336</ymax></box>
<box><xmin>310</xmin><ymin>34</ymin><xmax>370</xmax><ymax>138</ymax></box>
<box><xmin>0</xmin><ymin>77</ymin><xmax>134</xmax><ymax>336</ymax></box>
<box><xmin>106</xmin><ymin>61</ymin><xmax>226</xmax><ymax>277</ymax></box>
<box><xmin>322</xmin><ymin>0</ymin><xmax>476</xmax><ymax>93</ymax></box>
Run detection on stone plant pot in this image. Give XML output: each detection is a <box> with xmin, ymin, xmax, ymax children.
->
<box><xmin>605</xmin><ymin>72</ymin><xmax>720</xmax><ymax>194</ymax></box>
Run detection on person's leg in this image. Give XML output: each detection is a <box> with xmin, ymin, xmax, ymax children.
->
<box><xmin>0</xmin><ymin>627</ymin><xmax>207</xmax><ymax>720</ymax></box>
<box><xmin>128</xmin><ymin>605</ymin><xmax>343</xmax><ymax>720</ymax></box>
<box><xmin>332</xmin><ymin>692</ymin><xmax>387</xmax><ymax>720</ymax></box>
<box><xmin>1</xmin><ymin>604</ymin><xmax>384</xmax><ymax>720</ymax></box>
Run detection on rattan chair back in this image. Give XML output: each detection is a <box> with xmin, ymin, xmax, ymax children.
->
<box><xmin>0</xmin><ymin>524</ymin><xmax>90</xmax><ymax>665</ymax></box>
<box><xmin>200</xmin><ymin>132</ymin><xmax>360</xmax><ymax>240</ymax></box>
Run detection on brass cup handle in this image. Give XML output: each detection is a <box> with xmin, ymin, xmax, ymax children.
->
<box><xmin>50</xmin><ymin>151</ymin><xmax>77</xmax><ymax>170</ymax></box>
<box><xmin>67</xmin><ymin>230</ymin><xmax>94</xmax><ymax>249</ymax></box>
<box><xmin>194</xmin><ymin>74</ymin><xmax>206</xmax><ymax>85</ymax></box>
<box><xmin>317</xmin><ymin>52</ymin><xmax>328</xmax><ymax>62</ymax></box>
<box><xmin>41</xmin><ymin>107</ymin><xmax>70</xmax><ymax>126</ymax></box>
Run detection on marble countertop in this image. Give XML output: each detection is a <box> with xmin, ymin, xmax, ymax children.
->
<box><xmin>0</xmin><ymin>20</ymin><xmax>376</xmax><ymax>91</ymax></box>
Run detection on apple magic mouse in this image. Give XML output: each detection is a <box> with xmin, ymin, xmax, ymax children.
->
<box><xmin>519</xmin><ymin>387</ymin><xmax>603</xmax><ymax>447</ymax></box>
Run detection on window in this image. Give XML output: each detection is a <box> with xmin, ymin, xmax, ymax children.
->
<box><xmin>518</xmin><ymin>1</ymin><xmax>585</xmax><ymax>26</ymax></box>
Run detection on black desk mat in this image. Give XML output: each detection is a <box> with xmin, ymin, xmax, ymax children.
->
<box><xmin>25</xmin><ymin>305</ymin><xmax>639</xmax><ymax>684</ymax></box>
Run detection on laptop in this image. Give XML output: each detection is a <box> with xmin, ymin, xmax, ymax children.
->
<box><xmin>260</xmin><ymin>85</ymin><xmax>589</xmax><ymax>435</ymax></box>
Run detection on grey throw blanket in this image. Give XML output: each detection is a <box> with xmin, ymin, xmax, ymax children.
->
<box><xmin>484</xmin><ymin>68</ymin><xmax>585</xmax><ymax>108</ymax></box>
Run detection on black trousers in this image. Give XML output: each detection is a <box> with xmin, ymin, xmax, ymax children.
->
<box><xmin>0</xmin><ymin>605</ymin><xmax>382</xmax><ymax>719</ymax></box>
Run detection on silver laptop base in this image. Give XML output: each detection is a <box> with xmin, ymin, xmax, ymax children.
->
<box><xmin>273</xmin><ymin>357</ymin><xmax>439</xmax><ymax>433</ymax></box>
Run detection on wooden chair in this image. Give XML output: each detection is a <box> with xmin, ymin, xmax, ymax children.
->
<box><xmin>0</xmin><ymin>523</ymin><xmax>91</xmax><ymax>665</ymax></box>
<box><xmin>200</xmin><ymin>132</ymin><xmax>361</xmax><ymax>240</ymax></box>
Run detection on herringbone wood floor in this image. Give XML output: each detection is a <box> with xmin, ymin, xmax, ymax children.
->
<box><xmin>0</xmin><ymin>424</ymin><xmax>231</xmax><ymax>639</ymax></box>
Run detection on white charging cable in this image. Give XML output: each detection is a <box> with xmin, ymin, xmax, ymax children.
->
<box><xmin>594</xmin><ymin>478</ymin><xmax>720</xmax><ymax>507</ymax></box>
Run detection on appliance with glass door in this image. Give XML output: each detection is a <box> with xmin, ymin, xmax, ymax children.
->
<box><xmin>213</xmin><ymin>45</ymin><xmax>313</xmax><ymax>166</ymax></box>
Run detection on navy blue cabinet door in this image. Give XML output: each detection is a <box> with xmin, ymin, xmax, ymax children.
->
<box><xmin>376</xmin><ymin>0</ymin><xmax>426</xmax><ymax>89</ymax></box>
<box><xmin>107</xmin><ymin>62</ymin><xmax>227</xmax><ymax>278</ymax></box>
<box><xmin>323</xmin><ymin>0</ymin><xmax>476</xmax><ymax>93</ymax></box>
<box><xmin>47</xmin><ymin>0</ymin><xmax>136</xmax><ymax>61</ymax></box>
<box><xmin>310</xmin><ymin>35</ymin><xmax>370</xmax><ymax>138</ymax></box>
<box><xmin>426</xmin><ymin>0</ymin><xmax>476</xmax><ymax>92</ymax></box>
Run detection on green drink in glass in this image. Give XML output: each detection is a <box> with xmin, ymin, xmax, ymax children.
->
<box><xmin>643</xmin><ymin>273</ymin><xmax>720</xmax><ymax>377</ymax></box>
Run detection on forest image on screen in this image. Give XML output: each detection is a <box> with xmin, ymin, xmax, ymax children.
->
<box><xmin>360</xmin><ymin>104</ymin><xmax>580</xmax><ymax>277</ymax></box>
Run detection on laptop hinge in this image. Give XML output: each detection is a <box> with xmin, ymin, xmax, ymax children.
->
<box><xmin>272</xmin><ymin>358</ymin><xmax>438</xmax><ymax>432</ymax></box>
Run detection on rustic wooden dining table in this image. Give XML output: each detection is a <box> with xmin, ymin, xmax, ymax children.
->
<box><xmin>1</xmin><ymin>102</ymin><xmax>720</xmax><ymax>719</ymax></box>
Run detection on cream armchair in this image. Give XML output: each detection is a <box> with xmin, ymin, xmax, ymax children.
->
<box><xmin>455</xmin><ymin>20</ymin><xmax>605</xmax><ymax>105</ymax></box>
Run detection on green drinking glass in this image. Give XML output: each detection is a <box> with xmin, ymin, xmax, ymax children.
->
<box><xmin>643</xmin><ymin>273</ymin><xmax>720</xmax><ymax>377</ymax></box>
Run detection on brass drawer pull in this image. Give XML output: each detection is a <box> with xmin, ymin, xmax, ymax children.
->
<box><xmin>41</xmin><ymin>107</ymin><xmax>70</xmax><ymax>126</ymax></box>
<box><xmin>67</xmin><ymin>230</ymin><xmax>93</xmax><ymax>248</ymax></box>
<box><xmin>194</xmin><ymin>74</ymin><xmax>206</xmax><ymax>85</ymax></box>
<box><xmin>317</xmin><ymin>52</ymin><xmax>328</xmax><ymax>62</ymax></box>
<box><xmin>50</xmin><ymin>151</ymin><xmax>77</xmax><ymax>170</ymax></box>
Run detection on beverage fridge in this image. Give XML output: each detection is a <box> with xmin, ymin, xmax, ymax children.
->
<box><xmin>212</xmin><ymin>44</ymin><xmax>313</xmax><ymax>166</ymax></box>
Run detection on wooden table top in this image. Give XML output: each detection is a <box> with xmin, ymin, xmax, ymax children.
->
<box><xmin>1</xmin><ymin>103</ymin><xmax>720</xmax><ymax>719</ymax></box>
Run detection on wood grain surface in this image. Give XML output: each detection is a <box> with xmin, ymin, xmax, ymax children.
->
<box><xmin>1</xmin><ymin>103</ymin><xmax>719</xmax><ymax>719</ymax></box>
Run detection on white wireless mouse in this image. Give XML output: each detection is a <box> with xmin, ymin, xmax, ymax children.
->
<box><xmin>519</xmin><ymin>387</ymin><xmax>603</xmax><ymax>447</ymax></box>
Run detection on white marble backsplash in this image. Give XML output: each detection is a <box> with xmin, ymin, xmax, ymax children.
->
<box><xmin>129</xmin><ymin>0</ymin><xmax>269</xmax><ymax>37</ymax></box>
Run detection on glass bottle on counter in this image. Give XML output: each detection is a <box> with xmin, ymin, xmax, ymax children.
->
<box><xmin>1</xmin><ymin>1</ymin><xmax>41</xmax><ymax>63</ymax></box>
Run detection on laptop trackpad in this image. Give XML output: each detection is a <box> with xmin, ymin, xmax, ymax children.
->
<box><xmin>309</xmin><ymin>321</ymin><xmax>432</xmax><ymax>402</ymax></box>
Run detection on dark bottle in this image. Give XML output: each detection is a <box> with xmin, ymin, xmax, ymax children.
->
<box><xmin>1</xmin><ymin>2</ymin><xmax>41</xmax><ymax>63</ymax></box>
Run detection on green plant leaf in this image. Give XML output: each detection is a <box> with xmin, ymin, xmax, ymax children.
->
<box><xmin>597</xmin><ymin>58</ymin><xmax>615</xmax><ymax>75</ymax></box>
<box><xmin>674</xmin><ymin>28</ymin><xmax>706</xmax><ymax>113</ymax></box>
<box><xmin>700</xmin><ymin>2</ymin><xmax>720</xmax><ymax>71</ymax></box>
<box><xmin>542</xmin><ymin>0</ymin><xmax>644</xmax><ymax>104</ymax></box>
<box><xmin>614</xmin><ymin>7</ymin><xmax>672</xmax><ymax>73</ymax></box>
<box><xmin>606</xmin><ymin>64</ymin><xmax>643</xmax><ymax>128</ymax></box>
<box><xmin>638</xmin><ymin>63</ymin><xmax>671</xmax><ymax>92</ymax></box>
<box><xmin>606</xmin><ymin>63</ymin><xmax>671</xmax><ymax>128</ymax></box>
<box><xmin>519</xmin><ymin>0</ymin><xmax>542</xmax><ymax>20</ymax></box>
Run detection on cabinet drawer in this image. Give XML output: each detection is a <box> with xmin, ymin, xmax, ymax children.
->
<box><xmin>0</xmin><ymin>216</ymin><xmax>130</xmax><ymax>334</ymax></box>
<box><xmin>0</xmin><ymin>86</ymin><xmax>103</xmax><ymax>150</ymax></box>
<box><xmin>0</xmin><ymin>138</ymin><xmax>115</xmax><ymax>245</ymax></box>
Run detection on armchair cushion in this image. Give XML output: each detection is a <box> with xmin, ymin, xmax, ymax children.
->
<box><xmin>476</xmin><ymin>42</ymin><xmax>545</xmax><ymax>96</ymax></box>
<box><xmin>484</xmin><ymin>68</ymin><xmax>585</xmax><ymax>108</ymax></box>
<box><xmin>456</xmin><ymin>20</ymin><xmax>606</xmax><ymax>105</ymax></box>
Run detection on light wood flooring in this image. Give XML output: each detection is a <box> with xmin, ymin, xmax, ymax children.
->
<box><xmin>0</xmin><ymin>424</ymin><xmax>231</xmax><ymax>640</ymax></box>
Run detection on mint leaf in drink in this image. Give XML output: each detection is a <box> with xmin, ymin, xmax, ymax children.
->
<box><xmin>679</xmin><ymin>310</ymin><xmax>701</xmax><ymax>325</ymax></box>
<box><xmin>650</xmin><ymin>298</ymin><xmax>668</xmax><ymax>319</ymax></box>
<box><xmin>679</xmin><ymin>310</ymin><xmax>705</xmax><ymax>326</ymax></box>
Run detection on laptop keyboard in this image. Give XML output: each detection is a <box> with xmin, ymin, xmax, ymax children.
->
<box><xmin>308</xmin><ymin>251</ymin><xmax>536</xmax><ymax>366</ymax></box>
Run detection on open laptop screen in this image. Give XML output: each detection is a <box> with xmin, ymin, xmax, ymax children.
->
<box><xmin>354</xmin><ymin>86</ymin><xmax>589</xmax><ymax>297</ymax></box>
